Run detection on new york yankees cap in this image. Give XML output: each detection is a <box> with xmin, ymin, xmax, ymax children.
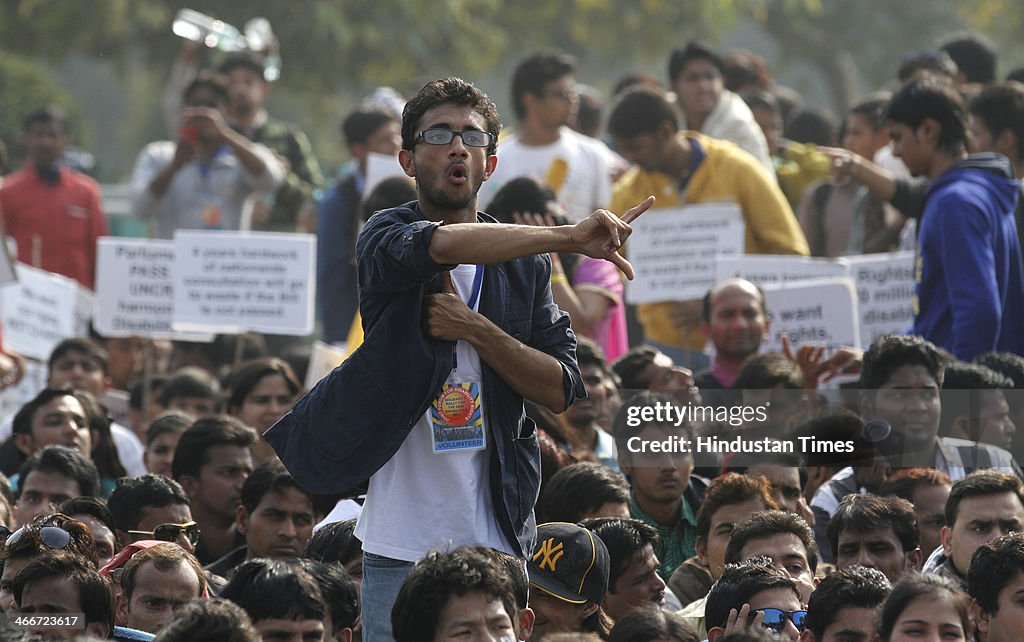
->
<box><xmin>528</xmin><ymin>522</ymin><xmax>610</xmax><ymax>604</ymax></box>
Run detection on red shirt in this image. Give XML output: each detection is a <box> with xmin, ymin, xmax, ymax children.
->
<box><xmin>0</xmin><ymin>164</ymin><xmax>107</xmax><ymax>289</ymax></box>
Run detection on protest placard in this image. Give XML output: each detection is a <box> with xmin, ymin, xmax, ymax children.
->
<box><xmin>762</xmin><ymin>278</ymin><xmax>861</xmax><ymax>353</ymax></box>
<box><xmin>94</xmin><ymin>238</ymin><xmax>176</xmax><ymax>336</ymax></box>
<box><xmin>305</xmin><ymin>340</ymin><xmax>349</xmax><ymax>390</ymax></box>
<box><xmin>846</xmin><ymin>251</ymin><xmax>916</xmax><ymax>345</ymax></box>
<box><xmin>364</xmin><ymin>151</ymin><xmax>407</xmax><ymax>197</ymax></box>
<box><xmin>626</xmin><ymin>203</ymin><xmax>745</xmax><ymax>304</ymax></box>
<box><xmin>172</xmin><ymin>231</ymin><xmax>316</xmax><ymax>336</ymax></box>
<box><xmin>715</xmin><ymin>255</ymin><xmax>849</xmax><ymax>287</ymax></box>
<box><xmin>0</xmin><ymin>264</ymin><xmax>87</xmax><ymax>360</ymax></box>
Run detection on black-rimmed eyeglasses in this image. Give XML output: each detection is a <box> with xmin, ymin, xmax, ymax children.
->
<box><xmin>416</xmin><ymin>128</ymin><xmax>493</xmax><ymax>148</ymax></box>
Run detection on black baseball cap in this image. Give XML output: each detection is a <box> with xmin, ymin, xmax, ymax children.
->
<box><xmin>528</xmin><ymin>522</ymin><xmax>610</xmax><ymax>604</ymax></box>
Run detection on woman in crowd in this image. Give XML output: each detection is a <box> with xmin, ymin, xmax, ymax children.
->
<box><xmin>225</xmin><ymin>358</ymin><xmax>302</xmax><ymax>463</ymax></box>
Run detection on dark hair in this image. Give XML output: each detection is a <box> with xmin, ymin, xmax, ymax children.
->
<box><xmin>705</xmin><ymin>559</ymin><xmax>798</xmax><ymax>631</ymax></box>
<box><xmin>183</xmin><ymin>70</ymin><xmax>229</xmax><ymax>107</ymax></box>
<box><xmin>574</xmin><ymin>85</ymin><xmax>604</xmax><ymax>138</ymax></box>
<box><xmin>221</xmin><ymin>558</ymin><xmax>325</xmax><ymax>623</ymax></box>
<box><xmin>304</xmin><ymin>519</ymin><xmax>361</xmax><ymax>567</ymax></box>
<box><xmin>341</xmin><ymin>107</ymin><xmax>399</xmax><ymax>147</ymax></box>
<box><xmin>240</xmin><ymin>459</ymin><xmax>311</xmax><ymax>515</ymax></box>
<box><xmin>510</xmin><ymin>51</ymin><xmax>577</xmax><ymax>120</ymax></box>
<box><xmin>939</xmin><ymin>362</ymin><xmax>1013</xmax><ymax>439</ymax></box>
<box><xmin>804</xmin><ymin>565</ymin><xmax>891</xmax><ymax>641</ymax></box>
<box><xmin>878</xmin><ymin>574</ymin><xmax>972</xmax><ymax>641</ymax></box>
<box><xmin>361</xmin><ymin>176</ymin><xmax>418</xmax><ymax>223</ymax></box>
<box><xmin>172</xmin><ymin>416</ymin><xmax>256</xmax><ymax>481</ymax></box>
<box><xmin>12</xmin><ymin>387</ymin><xmax>79</xmax><ymax>437</ymax></box>
<box><xmin>12</xmin><ymin>551</ymin><xmax>113</xmax><ymax>632</ymax></box>
<box><xmin>159</xmin><ymin>368</ymin><xmax>222</xmax><ymax>409</ymax></box>
<box><xmin>300</xmin><ymin>559</ymin><xmax>359</xmax><ymax>633</ymax></box>
<box><xmin>612</xmin><ymin>72</ymin><xmax>664</xmax><ymax>97</ymax></box>
<box><xmin>48</xmin><ymin>338</ymin><xmax>108</xmax><ymax>375</ymax></box>
<box><xmin>130</xmin><ymin>374</ymin><xmax>169</xmax><ymax>414</ymax></box>
<box><xmin>613</xmin><ymin>391</ymin><xmax>694</xmax><ymax>467</ymax></box>
<box><xmin>849</xmin><ymin>93</ymin><xmax>892</xmax><ymax>132</ymax></box>
<box><xmin>970</xmin><ymin>83</ymin><xmax>1024</xmax><ymax>163</ymax></box>
<box><xmin>22</xmin><ymin>105</ymin><xmax>68</xmax><ymax>134</ymax></box>
<box><xmin>969</xmin><ymin>532</ymin><xmax>1024</xmax><ymax>615</ymax></box>
<box><xmin>939</xmin><ymin>32</ymin><xmax>997</xmax><ymax>84</ymax></box>
<box><xmin>827</xmin><ymin>494</ymin><xmax>919</xmax><ymax>558</ymax></box>
<box><xmin>75</xmin><ymin>389</ymin><xmax>127</xmax><ymax>480</ymax></box>
<box><xmin>945</xmin><ymin>469</ymin><xmax>1024</xmax><ymax>528</ymax></box>
<box><xmin>695</xmin><ymin>473</ymin><xmax>777</xmax><ymax>541</ymax></box>
<box><xmin>786</xmin><ymin>108</ymin><xmax>837</xmax><ymax>146</ymax></box>
<box><xmin>581</xmin><ymin>518</ymin><xmax>663</xmax><ymax>593</ymax></box>
<box><xmin>741</xmin><ymin>91</ymin><xmax>777</xmax><ymax>115</ymax></box>
<box><xmin>898</xmin><ymin>50</ymin><xmax>959</xmax><ymax>83</ymax></box>
<box><xmin>733</xmin><ymin>353</ymin><xmax>804</xmax><ymax>391</ymax></box>
<box><xmin>58</xmin><ymin>496</ymin><xmax>116</xmax><ymax>537</ymax></box>
<box><xmin>218</xmin><ymin>52</ymin><xmax>266</xmax><ymax>78</ymax></box>
<box><xmin>17</xmin><ymin>445</ymin><xmax>101</xmax><ymax>500</ymax></box>
<box><xmin>536</xmin><ymin>462</ymin><xmax>629</xmax><ymax>524</ymax></box>
<box><xmin>608</xmin><ymin>607</ymin><xmax>699</xmax><ymax>642</ymax></box>
<box><xmin>723</xmin><ymin>49</ymin><xmax>772</xmax><ymax>93</ymax></box>
<box><xmin>120</xmin><ymin>542</ymin><xmax>206</xmax><ymax>603</ymax></box>
<box><xmin>225</xmin><ymin>358</ymin><xmax>302</xmax><ymax>415</ymax></box>
<box><xmin>608</xmin><ymin>88</ymin><xmax>679</xmax><ymax>139</ymax></box>
<box><xmin>107</xmin><ymin>474</ymin><xmax>191</xmax><ymax>532</ymax></box>
<box><xmin>860</xmin><ymin>334</ymin><xmax>945</xmax><ymax>390</ymax></box>
<box><xmin>886</xmin><ymin>77</ymin><xmax>968</xmax><ymax>155</ymax></box>
<box><xmin>668</xmin><ymin>41</ymin><xmax>724</xmax><ymax>83</ymax></box>
<box><xmin>725</xmin><ymin>510</ymin><xmax>818</xmax><ymax>573</ymax></box>
<box><xmin>975</xmin><ymin>351</ymin><xmax>1024</xmax><ymax>389</ymax></box>
<box><xmin>882</xmin><ymin>468</ymin><xmax>952</xmax><ymax>503</ymax></box>
<box><xmin>486</xmin><ymin>548</ymin><xmax>529</xmax><ymax>611</ymax></box>
<box><xmin>392</xmin><ymin>547</ymin><xmax>516</xmax><ymax>642</ymax></box>
<box><xmin>611</xmin><ymin>346</ymin><xmax>663</xmax><ymax>390</ymax></box>
<box><xmin>486</xmin><ymin>176</ymin><xmax>559</xmax><ymax>225</ymax></box>
<box><xmin>401</xmin><ymin>77</ymin><xmax>501</xmax><ymax>155</ymax></box>
<box><xmin>1</xmin><ymin>513</ymin><xmax>96</xmax><ymax>566</ymax></box>
<box><xmin>152</xmin><ymin>598</ymin><xmax>261</xmax><ymax>642</ymax></box>
<box><xmin>145</xmin><ymin>411</ymin><xmax>194</xmax><ymax>447</ymax></box>
<box><xmin>576</xmin><ymin>337</ymin><xmax>607</xmax><ymax>371</ymax></box>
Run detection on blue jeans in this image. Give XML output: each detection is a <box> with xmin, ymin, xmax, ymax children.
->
<box><xmin>648</xmin><ymin>340</ymin><xmax>710</xmax><ymax>372</ymax></box>
<box><xmin>361</xmin><ymin>551</ymin><xmax>415</xmax><ymax>642</ymax></box>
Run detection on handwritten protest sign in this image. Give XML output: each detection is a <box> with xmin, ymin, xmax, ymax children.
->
<box><xmin>94</xmin><ymin>238</ymin><xmax>176</xmax><ymax>337</ymax></box>
<box><xmin>172</xmin><ymin>231</ymin><xmax>316</xmax><ymax>336</ymax></box>
<box><xmin>626</xmin><ymin>203</ymin><xmax>744</xmax><ymax>303</ymax></box>
<box><xmin>846</xmin><ymin>251</ymin><xmax>916</xmax><ymax>345</ymax></box>
<box><xmin>762</xmin><ymin>278</ymin><xmax>861</xmax><ymax>353</ymax></box>
<box><xmin>0</xmin><ymin>264</ymin><xmax>88</xmax><ymax>360</ymax></box>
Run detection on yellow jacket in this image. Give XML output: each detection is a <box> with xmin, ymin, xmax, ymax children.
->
<box><xmin>610</xmin><ymin>132</ymin><xmax>809</xmax><ymax>349</ymax></box>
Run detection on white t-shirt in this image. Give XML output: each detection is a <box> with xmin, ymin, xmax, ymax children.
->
<box><xmin>478</xmin><ymin>127</ymin><xmax>612</xmax><ymax>222</ymax></box>
<box><xmin>355</xmin><ymin>263</ymin><xmax>515</xmax><ymax>562</ymax></box>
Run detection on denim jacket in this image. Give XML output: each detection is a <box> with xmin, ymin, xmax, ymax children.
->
<box><xmin>266</xmin><ymin>201</ymin><xmax>585</xmax><ymax>556</ymax></box>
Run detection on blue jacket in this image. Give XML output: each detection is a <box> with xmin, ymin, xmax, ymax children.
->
<box><xmin>266</xmin><ymin>202</ymin><xmax>585</xmax><ymax>556</ymax></box>
<box><xmin>913</xmin><ymin>153</ymin><xmax>1024</xmax><ymax>360</ymax></box>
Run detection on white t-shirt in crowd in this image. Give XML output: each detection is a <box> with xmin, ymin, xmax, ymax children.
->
<box><xmin>355</xmin><ymin>263</ymin><xmax>515</xmax><ymax>562</ymax></box>
<box><xmin>478</xmin><ymin>127</ymin><xmax>612</xmax><ymax>222</ymax></box>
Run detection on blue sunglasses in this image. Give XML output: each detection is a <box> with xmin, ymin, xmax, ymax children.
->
<box><xmin>759</xmin><ymin>608</ymin><xmax>807</xmax><ymax>633</ymax></box>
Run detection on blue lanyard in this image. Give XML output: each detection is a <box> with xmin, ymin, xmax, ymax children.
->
<box><xmin>453</xmin><ymin>265</ymin><xmax>484</xmax><ymax>372</ymax></box>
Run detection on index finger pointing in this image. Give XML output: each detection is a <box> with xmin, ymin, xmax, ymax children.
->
<box><xmin>620</xmin><ymin>195</ymin><xmax>655</xmax><ymax>224</ymax></box>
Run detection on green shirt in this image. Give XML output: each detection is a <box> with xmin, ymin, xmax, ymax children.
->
<box><xmin>630</xmin><ymin>491</ymin><xmax>697</xmax><ymax>581</ymax></box>
<box><xmin>242</xmin><ymin>117</ymin><xmax>325</xmax><ymax>231</ymax></box>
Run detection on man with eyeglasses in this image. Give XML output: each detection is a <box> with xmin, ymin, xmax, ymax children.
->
<box><xmin>0</xmin><ymin>514</ymin><xmax>96</xmax><ymax>613</ymax></box>
<box><xmin>108</xmin><ymin>474</ymin><xmax>199</xmax><ymax>555</ymax></box>
<box><xmin>266</xmin><ymin>75</ymin><xmax>653</xmax><ymax>642</ymax></box>
<box><xmin>477</xmin><ymin>51</ymin><xmax>613</xmax><ymax>222</ymax></box>
<box><xmin>705</xmin><ymin>559</ymin><xmax>806</xmax><ymax>642</ymax></box>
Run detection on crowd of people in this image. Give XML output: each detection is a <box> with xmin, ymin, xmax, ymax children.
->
<box><xmin>0</xmin><ymin>22</ymin><xmax>1023</xmax><ymax>642</ymax></box>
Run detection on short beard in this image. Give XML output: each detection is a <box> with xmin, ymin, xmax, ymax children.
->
<box><xmin>416</xmin><ymin>177</ymin><xmax>478</xmax><ymax>212</ymax></box>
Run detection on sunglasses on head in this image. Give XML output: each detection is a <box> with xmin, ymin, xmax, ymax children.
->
<box><xmin>127</xmin><ymin>521</ymin><xmax>200</xmax><ymax>546</ymax></box>
<box><xmin>758</xmin><ymin>608</ymin><xmax>807</xmax><ymax>633</ymax></box>
<box><xmin>4</xmin><ymin>525</ymin><xmax>71</xmax><ymax>550</ymax></box>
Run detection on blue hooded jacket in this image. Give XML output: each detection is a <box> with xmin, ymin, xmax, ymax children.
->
<box><xmin>913</xmin><ymin>153</ymin><xmax>1024</xmax><ymax>360</ymax></box>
